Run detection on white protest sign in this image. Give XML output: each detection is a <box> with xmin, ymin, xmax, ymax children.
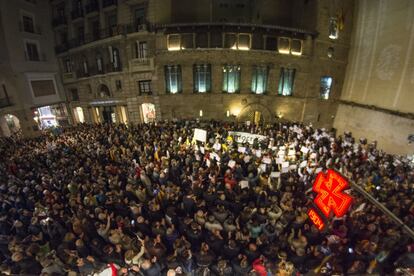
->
<box><xmin>200</xmin><ymin>147</ymin><xmax>205</xmax><ymax>154</ymax></box>
<box><xmin>300</xmin><ymin>160</ymin><xmax>307</xmax><ymax>168</ymax></box>
<box><xmin>276</xmin><ymin>157</ymin><xmax>284</xmax><ymax>164</ymax></box>
<box><xmin>259</xmin><ymin>164</ymin><xmax>267</xmax><ymax>173</ymax></box>
<box><xmin>300</xmin><ymin>146</ymin><xmax>309</xmax><ymax>154</ymax></box>
<box><xmin>262</xmin><ymin>157</ymin><xmax>271</xmax><ymax>164</ymax></box>
<box><xmin>228</xmin><ymin>160</ymin><xmax>236</xmax><ymax>168</ymax></box>
<box><xmin>228</xmin><ymin>131</ymin><xmax>267</xmax><ymax>145</ymax></box>
<box><xmin>240</xmin><ymin>180</ymin><xmax>249</xmax><ymax>189</ymax></box>
<box><xmin>256</xmin><ymin>150</ymin><xmax>262</xmax><ymax>158</ymax></box>
<box><xmin>193</xmin><ymin>128</ymin><xmax>207</xmax><ymax>143</ymax></box>
<box><xmin>243</xmin><ymin>156</ymin><xmax>251</xmax><ymax>163</ymax></box>
<box><xmin>211</xmin><ymin>152</ymin><xmax>220</xmax><ymax>162</ymax></box>
<box><xmin>213</xmin><ymin>143</ymin><xmax>221</xmax><ymax>151</ymax></box>
<box><xmin>238</xmin><ymin>147</ymin><xmax>246</xmax><ymax>153</ymax></box>
<box><xmin>270</xmin><ymin>171</ymin><xmax>281</xmax><ymax>178</ymax></box>
<box><xmin>282</xmin><ymin>162</ymin><xmax>289</xmax><ymax>168</ymax></box>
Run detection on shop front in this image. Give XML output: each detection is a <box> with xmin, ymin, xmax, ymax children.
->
<box><xmin>89</xmin><ymin>99</ymin><xmax>128</xmax><ymax>124</ymax></box>
<box><xmin>33</xmin><ymin>103</ymin><xmax>69</xmax><ymax>129</ymax></box>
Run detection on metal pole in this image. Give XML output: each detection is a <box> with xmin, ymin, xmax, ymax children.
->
<box><xmin>349</xmin><ymin>181</ymin><xmax>414</xmax><ymax>240</ymax></box>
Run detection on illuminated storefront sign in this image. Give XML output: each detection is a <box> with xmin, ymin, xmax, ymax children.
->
<box><xmin>309</xmin><ymin>169</ymin><xmax>352</xmax><ymax>230</ymax></box>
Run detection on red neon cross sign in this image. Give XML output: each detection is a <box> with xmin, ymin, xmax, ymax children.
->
<box><xmin>312</xmin><ymin>169</ymin><xmax>352</xmax><ymax>218</ymax></box>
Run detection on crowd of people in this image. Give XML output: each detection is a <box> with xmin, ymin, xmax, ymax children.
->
<box><xmin>0</xmin><ymin>120</ymin><xmax>413</xmax><ymax>276</ymax></box>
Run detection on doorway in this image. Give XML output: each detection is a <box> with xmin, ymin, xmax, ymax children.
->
<box><xmin>102</xmin><ymin>106</ymin><xmax>115</xmax><ymax>123</ymax></box>
<box><xmin>141</xmin><ymin>103</ymin><xmax>156</xmax><ymax>123</ymax></box>
<box><xmin>0</xmin><ymin>114</ymin><xmax>20</xmax><ymax>136</ymax></box>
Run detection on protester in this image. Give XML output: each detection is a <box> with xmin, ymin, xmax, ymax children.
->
<box><xmin>0</xmin><ymin>120</ymin><xmax>413</xmax><ymax>275</ymax></box>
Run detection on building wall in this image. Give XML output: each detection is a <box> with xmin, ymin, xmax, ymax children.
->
<box><xmin>51</xmin><ymin>0</ymin><xmax>354</xmax><ymax>130</ymax></box>
<box><xmin>334</xmin><ymin>0</ymin><xmax>414</xmax><ymax>154</ymax></box>
<box><xmin>0</xmin><ymin>0</ymin><xmax>67</xmax><ymax>136</ymax></box>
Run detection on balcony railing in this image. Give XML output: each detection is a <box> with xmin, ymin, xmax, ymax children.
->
<box><xmin>71</xmin><ymin>9</ymin><xmax>84</xmax><ymax>20</ymax></box>
<box><xmin>102</xmin><ymin>0</ymin><xmax>117</xmax><ymax>8</ymax></box>
<box><xmin>19</xmin><ymin>22</ymin><xmax>42</xmax><ymax>34</ymax></box>
<box><xmin>62</xmin><ymin>72</ymin><xmax>77</xmax><ymax>83</ymax></box>
<box><xmin>129</xmin><ymin>57</ymin><xmax>154</xmax><ymax>72</ymax></box>
<box><xmin>52</xmin><ymin>17</ymin><xmax>67</xmax><ymax>27</ymax></box>
<box><xmin>85</xmin><ymin>0</ymin><xmax>99</xmax><ymax>14</ymax></box>
<box><xmin>106</xmin><ymin>63</ymin><xmax>122</xmax><ymax>73</ymax></box>
<box><xmin>63</xmin><ymin>24</ymin><xmax>150</xmax><ymax>50</ymax></box>
<box><xmin>0</xmin><ymin>97</ymin><xmax>12</xmax><ymax>108</ymax></box>
<box><xmin>24</xmin><ymin>52</ymin><xmax>47</xmax><ymax>62</ymax></box>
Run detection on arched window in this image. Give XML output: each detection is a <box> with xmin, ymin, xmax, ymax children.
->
<box><xmin>98</xmin><ymin>84</ymin><xmax>111</xmax><ymax>98</ymax></box>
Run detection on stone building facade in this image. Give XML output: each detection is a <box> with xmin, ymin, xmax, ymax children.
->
<box><xmin>0</xmin><ymin>0</ymin><xmax>68</xmax><ymax>137</ymax></box>
<box><xmin>51</xmin><ymin>0</ymin><xmax>354</xmax><ymax>127</ymax></box>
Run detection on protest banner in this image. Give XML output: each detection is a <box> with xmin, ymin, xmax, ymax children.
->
<box><xmin>228</xmin><ymin>131</ymin><xmax>267</xmax><ymax>145</ymax></box>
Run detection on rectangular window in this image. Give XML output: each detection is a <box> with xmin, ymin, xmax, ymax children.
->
<box><xmin>278</xmin><ymin>37</ymin><xmax>290</xmax><ymax>54</ymax></box>
<box><xmin>265</xmin><ymin>36</ymin><xmax>277</xmax><ymax>51</ymax></box>
<box><xmin>70</xmin><ymin>88</ymin><xmax>79</xmax><ymax>101</ymax></box>
<box><xmin>167</xmin><ymin>34</ymin><xmax>181</xmax><ymax>51</ymax></box>
<box><xmin>115</xmin><ymin>80</ymin><xmax>122</xmax><ymax>91</ymax></box>
<box><xmin>31</xmin><ymin>80</ymin><xmax>56</xmax><ymax>97</ymax></box>
<box><xmin>134</xmin><ymin>7</ymin><xmax>146</xmax><ymax>27</ymax></box>
<box><xmin>193</xmin><ymin>64</ymin><xmax>211</xmax><ymax>93</ymax></box>
<box><xmin>164</xmin><ymin>65</ymin><xmax>182</xmax><ymax>94</ymax></box>
<box><xmin>22</xmin><ymin>15</ymin><xmax>34</xmax><ymax>33</ymax></box>
<box><xmin>237</xmin><ymin>34</ymin><xmax>250</xmax><ymax>50</ymax></box>
<box><xmin>320</xmin><ymin>76</ymin><xmax>333</xmax><ymax>99</ymax></box>
<box><xmin>25</xmin><ymin>42</ymin><xmax>39</xmax><ymax>61</ymax></box>
<box><xmin>278</xmin><ymin>68</ymin><xmax>295</xmax><ymax>96</ymax></box>
<box><xmin>65</xmin><ymin>59</ymin><xmax>72</xmax><ymax>73</ymax></box>
<box><xmin>135</xmin><ymin>41</ymin><xmax>147</xmax><ymax>59</ymax></box>
<box><xmin>222</xmin><ymin>65</ymin><xmax>241</xmax><ymax>93</ymax></box>
<box><xmin>251</xmin><ymin>66</ymin><xmax>268</xmax><ymax>94</ymax></box>
<box><xmin>138</xmin><ymin>80</ymin><xmax>152</xmax><ymax>95</ymax></box>
<box><xmin>329</xmin><ymin>17</ymin><xmax>339</xmax><ymax>40</ymax></box>
<box><xmin>195</xmin><ymin>33</ymin><xmax>208</xmax><ymax>48</ymax></box>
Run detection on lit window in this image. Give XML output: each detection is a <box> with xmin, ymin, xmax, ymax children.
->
<box><xmin>251</xmin><ymin>66</ymin><xmax>268</xmax><ymax>94</ymax></box>
<box><xmin>225</xmin><ymin>33</ymin><xmax>250</xmax><ymax>50</ymax></box>
<box><xmin>329</xmin><ymin>17</ymin><xmax>339</xmax><ymax>40</ymax></box>
<box><xmin>75</xmin><ymin>107</ymin><xmax>84</xmax><ymax>123</ymax></box>
<box><xmin>165</xmin><ymin>65</ymin><xmax>182</xmax><ymax>94</ymax></box>
<box><xmin>278</xmin><ymin>37</ymin><xmax>290</xmax><ymax>54</ymax></box>
<box><xmin>320</xmin><ymin>76</ymin><xmax>333</xmax><ymax>99</ymax></box>
<box><xmin>138</xmin><ymin>80</ymin><xmax>152</xmax><ymax>95</ymax></box>
<box><xmin>168</xmin><ymin>34</ymin><xmax>181</xmax><ymax>51</ymax></box>
<box><xmin>135</xmin><ymin>41</ymin><xmax>147</xmax><ymax>59</ymax></box>
<box><xmin>222</xmin><ymin>65</ymin><xmax>241</xmax><ymax>93</ymax></box>
<box><xmin>237</xmin><ymin>34</ymin><xmax>250</xmax><ymax>50</ymax></box>
<box><xmin>291</xmin><ymin>39</ymin><xmax>302</xmax><ymax>56</ymax></box>
<box><xmin>193</xmin><ymin>64</ymin><xmax>211</xmax><ymax>93</ymax></box>
<box><xmin>278</xmin><ymin>68</ymin><xmax>295</xmax><ymax>96</ymax></box>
